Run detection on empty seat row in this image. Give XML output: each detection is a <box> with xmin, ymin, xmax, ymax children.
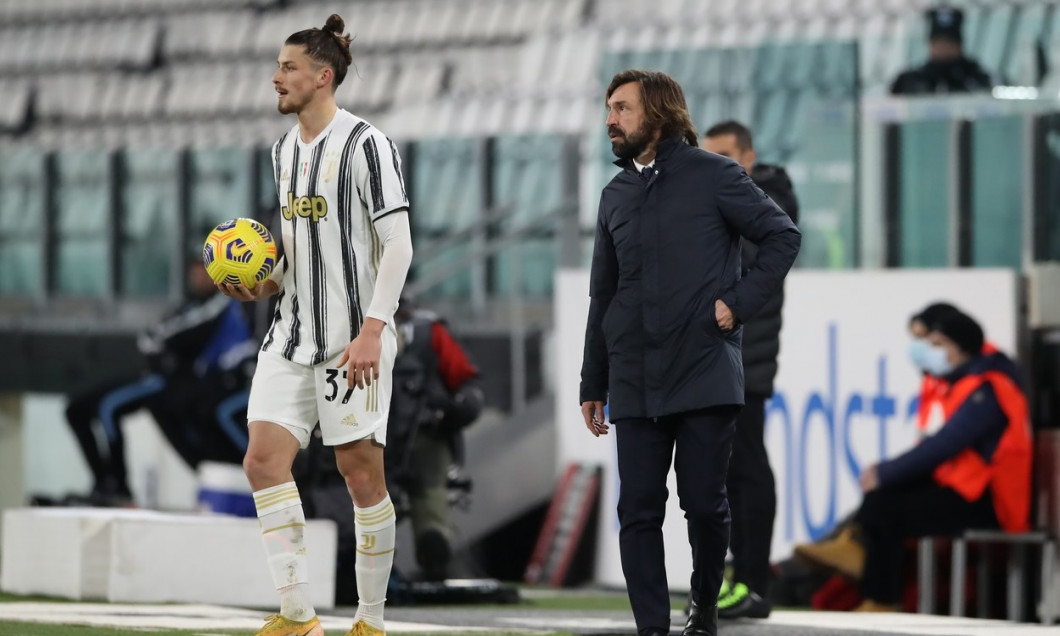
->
<box><xmin>246</xmin><ymin>0</ymin><xmax>587</xmax><ymax>57</ymax></box>
<box><xmin>28</xmin><ymin>56</ymin><xmax>447</xmax><ymax>124</ymax></box>
<box><xmin>24</xmin><ymin>116</ymin><xmax>290</xmax><ymax>151</ymax></box>
<box><xmin>0</xmin><ymin>19</ymin><xmax>158</xmax><ymax>73</ymax></box>
<box><xmin>36</xmin><ymin>74</ymin><xmax>165</xmax><ymax>122</ymax></box>
<box><xmin>0</xmin><ymin>80</ymin><xmax>31</xmax><ymax>132</ymax></box>
<box><xmin>380</xmin><ymin>94</ymin><xmax>596</xmax><ymax>140</ymax></box>
<box><xmin>0</xmin><ymin>0</ymin><xmax>273</xmax><ymax>24</ymax></box>
<box><xmin>593</xmin><ymin>0</ymin><xmax>1044</xmax><ymax>29</ymax></box>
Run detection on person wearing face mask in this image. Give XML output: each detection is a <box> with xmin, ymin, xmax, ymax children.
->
<box><xmin>908</xmin><ymin>303</ymin><xmax>960</xmax><ymax>436</ymax></box>
<box><xmin>909</xmin><ymin>303</ymin><xmax>1001</xmax><ymax>436</ymax></box>
<box><xmin>797</xmin><ymin>310</ymin><xmax>1032</xmax><ymax>612</ymax></box>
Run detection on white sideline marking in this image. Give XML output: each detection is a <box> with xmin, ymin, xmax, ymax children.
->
<box><xmin>499</xmin><ymin>610</ymin><xmax>1060</xmax><ymax>635</ymax></box>
<box><xmin>0</xmin><ymin>603</ymin><xmax>485</xmax><ymax>633</ymax></box>
<box><xmin>763</xmin><ymin>610</ymin><xmax>1060</xmax><ymax>635</ymax></box>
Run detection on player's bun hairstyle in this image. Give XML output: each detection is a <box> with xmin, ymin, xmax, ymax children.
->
<box><xmin>606</xmin><ymin>69</ymin><xmax>699</xmax><ymax>147</ymax></box>
<box><xmin>286</xmin><ymin>14</ymin><xmax>353</xmax><ymax>88</ymax></box>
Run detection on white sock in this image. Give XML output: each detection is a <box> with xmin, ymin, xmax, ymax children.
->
<box><xmin>353</xmin><ymin>493</ymin><xmax>396</xmax><ymax>630</ymax></box>
<box><xmin>254</xmin><ymin>482</ymin><xmax>316</xmax><ymax>622</ymax></box>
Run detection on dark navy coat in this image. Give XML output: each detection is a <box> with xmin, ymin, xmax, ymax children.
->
<box><xmin>579</xmin><ymin>137</ymin><xmax>801</xmax><ymax>420</ymax></box>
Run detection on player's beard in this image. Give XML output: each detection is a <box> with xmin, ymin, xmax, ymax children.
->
<box><xmin>609</xmin><ymin>122</ymin><xmax>654</xmax><ymax>160</ymax></box>
<box><xmin>277</xmin><ymin>92</ymin><xmax>307</xmax><ymax>115</ymax></box>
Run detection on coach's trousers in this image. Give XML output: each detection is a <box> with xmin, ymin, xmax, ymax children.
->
<box><xmin>614</xmin><ymin>405</ymin><xmax>739</xmax><ymax>636</ymax></box>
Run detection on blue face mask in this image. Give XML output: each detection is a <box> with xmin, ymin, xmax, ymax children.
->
<box><xmin>908</xmin><ymin>338</ymin><xmax>930</xmax><ymax>371</ymax></box>
<box><xmin>921</xmin><ymin>344</ymin><xmax>954</xmax><ymax>377</ymax></box>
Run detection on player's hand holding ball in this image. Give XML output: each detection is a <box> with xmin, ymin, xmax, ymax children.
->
<box><xmin>219</xmin><ymin>279</ymin><xmax>278</xmax><ymax>302</ymax></box>
<box><xmin>203</xmin><ymin>218</ymin><xmax>279</xmax><ymax>302</ymax></box>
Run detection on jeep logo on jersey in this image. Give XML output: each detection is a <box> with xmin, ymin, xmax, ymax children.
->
<box><xmin>282</xmin><ymin>192</ymin><xmax>328</xmax><ymax>222</ymax></box>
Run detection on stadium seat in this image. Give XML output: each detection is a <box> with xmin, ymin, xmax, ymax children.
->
<box><xmin>819</xmin><ymin>40</ymin><xmax>859</xmax><ymax>97</ymax></box>
<box><xmin>1004</xmin><ymin>2</ymin><xmax>1048</xmax><ymax>87</ymax></box>
<box><xmin>552</xmin><ymin>30</ymin><xmax>599</xmax><ymax>95</ymax></box>
<box><xmin>373</xmin><ymin>2</ymin><xmax>409</xmax><ymax>50</ymax></box>
<box><xmin>392</xmin><ymin>59</ymin><xmax>446</xmax><ymax>105</ymax></box>
<box><xmin>120</xmin><ymin>75</ymin><xmax>166</xmax><ymax>120</ymax></box>
<box><xmin>0</xmin><ymin>79</ymin><xmax>31</xmax><ymax>132</ymax></box>
<box><xmin>1039</xmin><ymin>44</ymin><xmax>1060</xmax><ymax>95</ymax></box>
<box><xmin>249</xmin><ymin>12</ymin><xmax>291</xmax><ymax>57</ymax></box>
<box><xmin>412</xmin><ymin>0</ymin><xmax>457</xmax><ymax>47</ymax></box>
<box><xmin>973</xmin><ymin>5</ymin><xmax>1015</xmax><ymax>84</ymax></box>
<box><xmin>538</xmin><ymin>0</ymin><xmax>578</xmax><ymax>32</ymax></box>
<box><xmin>357</xmin><ymin>59</ymin><xmax>398</xmax><ymax>112</ymax></box>
<box><xmin>36</xmin><ymin>75</ymin><xmax>91</xmax><ymax>122</ymax></box>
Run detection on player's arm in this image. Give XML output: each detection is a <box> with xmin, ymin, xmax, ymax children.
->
<box><xmin>338</xmin><ymin>132</ymin><xmax>413</xmax><ymax>389</ymax></box>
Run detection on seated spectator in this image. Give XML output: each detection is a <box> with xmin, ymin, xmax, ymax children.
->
<box><xmin>795</xmin><ymin>310</ymin><xmax>1032</xmax><ymax>612</ymax></box>
<box><xmin>908</xmin><ymin>302</ymin><xmax>960</xmax><ymax>436</ymax></box>
<box><xmin>909</xmin><ymin>302</ymin><xmax>1001</xmax><ymax>436</ymax></box>
<box><xmin>64</xmin><ymin>261</ymin><xmax>257</xmax><ymax>506</ymax></box>
<box><xmin>891</xmin><ymin>6</ymin><xmax>996</xmax><ymax>96</ymax></box>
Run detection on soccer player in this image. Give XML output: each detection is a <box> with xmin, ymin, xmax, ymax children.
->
<box><xmin>219</xmin><ymin>14</ymin><xmax>413</xmax><ymax>636</ymax></box>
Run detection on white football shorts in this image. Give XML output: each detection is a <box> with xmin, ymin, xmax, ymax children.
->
<box><xmin>246</xmin><ymin>333</ymin><xmax>397</xmax><ymax>448</ymax></box>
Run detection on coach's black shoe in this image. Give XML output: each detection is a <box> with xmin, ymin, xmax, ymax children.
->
<box><xmin>717</xmin><ymin>582</ymin><xmax>771</xmax><ymax>619</ymax></box>
<box><xmin>682</xmin><ymin>599</ymin><xmax>718</xmax><ymax>636</ymax></box>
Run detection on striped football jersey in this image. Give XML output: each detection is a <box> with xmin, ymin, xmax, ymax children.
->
<box><xmin>263</xmin><ymin>109</ymin><xmax>408</xmax><ymax>366</ymax></box>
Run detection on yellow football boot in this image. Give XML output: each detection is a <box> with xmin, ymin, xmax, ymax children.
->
<box><xmin>344</xmin><ymin>619</ymin><xmax>385</xmax><ymax>636</ymax></box>
<box><xmin>254</xmin><ymin>613</ymin><xmax>323</xmax><ymax>636</ymax></box>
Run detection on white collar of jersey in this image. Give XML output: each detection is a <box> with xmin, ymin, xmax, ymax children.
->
<box><xmin>297</xmin><ymin>109</ymin><xmax>345</xmax><ymax>148</ymax></box>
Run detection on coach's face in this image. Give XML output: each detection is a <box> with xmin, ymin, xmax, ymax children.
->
<box><xmin>606</xmin><ymin>81</ymin><xmax>655</xmax><ymax>161</ymax></box>
<box><xmin>273</xmin><ymin>45</ymin><xmax>325</xmax><ymax>115</ymax></box>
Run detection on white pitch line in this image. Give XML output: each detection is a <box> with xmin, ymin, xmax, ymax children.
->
<box><xmin>758</xmin><ymin>611</ymin><xmax>1060</xmax><ymax>636</ymax></box>
<box><xmin>0</xmin><ymin>603</ymin><xmax>493</xmax><ymax>633</ymax></box>
<box><xmin>499</xmin><ymin>610</ymin><xmax>1060</xmax><ymax>636</ymax></box>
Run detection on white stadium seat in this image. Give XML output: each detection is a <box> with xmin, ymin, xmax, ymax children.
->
<box><xmin>0</xmin><ymin>79</ymin><xmax>31</xmax><ymax>131</ymax></box>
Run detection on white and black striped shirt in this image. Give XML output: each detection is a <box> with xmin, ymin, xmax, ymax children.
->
<box><xmin>263</xmin><ymin>109</ymin><xmax>409</xmax><ymax>366</ymax></box>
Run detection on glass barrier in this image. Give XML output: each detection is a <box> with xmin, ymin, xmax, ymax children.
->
<box><xmin>598</xmin><ymin>42</ymin><xmax>859</xmax><ymax>269</ymax></box>
<box><xmin>1038</xmin><ymin>113</ymin><xmax>1060</xmax><ymax>262</ymax></box>
<box><xmin>491</xmin><ymin>134</ymin><xmax>566</xmax><ymax>298</ymax></box>
<box><xmin>0</xmin><ymin>147</ymin><xmax>46</xmax><ymax>295</ymax></box>
<box><xmin>787</xmin><ymin>98</ymin><xmax>858</xmax><ymax>268</ymax></box>
<box><xmin>409</xmin><ymin>137</ymin><xmax>483</xmax><ymax>299</ymax></box>
<box><xmin>256</xmin><ymin>146</ymin><xmax>279</xmax><ymax>221</ymax></box>
<box><xmin>121</xmin><ymin>149</ymin><xmax>180</xmax><ymax>297</ymax></box>
<box><xmin>971</xmin><ymin>116</ymin><xmax>1023</xmax><ymax>268</ymax></box>
<box><xmin>55</xmin><ymin>149</ymin><xmax>111</xmax><ymax>296</ymax></box>
<box><xmin>898</xmin><ymin>120</ymin><xmax>951</xmax><ymax>267</ymax></box>
<box><xmin>864</xmin><ymin>94</ymin><xmax>1060</xmax><ymax>268</ymax></box>
<box><xmin>189</xmin><ymin>147</ymin><xmax>253</xmax><ymax>258</ymax></box>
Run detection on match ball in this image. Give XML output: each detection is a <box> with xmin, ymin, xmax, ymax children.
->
<box><xmin>202</xmin><ymin>218</ymin><xmax>277</xmax><ymax>289</ymax></box>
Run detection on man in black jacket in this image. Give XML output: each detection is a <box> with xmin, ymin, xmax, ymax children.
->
<box><xmin>701</xmin><ymin>120</ymin><xmax>800</xmax><ymax>618</ymax></box>
<box><xmin>580</xmin><ymin>70</ymin><xmax>801</xmax><ymax>636</ymax></box>
<box><xmin>890</xmin><ymin>6</ymin><xmax>995</xmax><ymax>96</ymax></box>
